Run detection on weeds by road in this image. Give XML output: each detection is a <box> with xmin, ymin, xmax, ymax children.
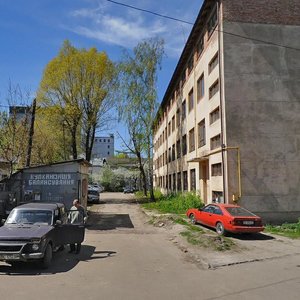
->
<box><xmin>265</xmin><ymin>220</ymin><xmax>300</xmax><ymax>239</ymax></box>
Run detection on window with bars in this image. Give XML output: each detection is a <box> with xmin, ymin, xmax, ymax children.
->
<box><xmin>198</xmin><ymin>119</ymin><xmax>206</xmax><ymax>148</ymax></box>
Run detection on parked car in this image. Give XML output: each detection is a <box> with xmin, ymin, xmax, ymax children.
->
<box><xmin>87</xmin><ymin>189</ymin><xmax>100</xmax><ymax>203</ymax></box>
<box><xmin>0</xmin><ymin>202</ymin><xmax>85</xmax><ymax>268</ymax></box>
<box><xmin>186</xmin><ymin>203</ymin><xmax>264</xmax><ymax>236</ymax></box>
<box><xmin>123</xmin><ymin>187</ymin><xmax>134</xmax><ymax>194</ymax></box>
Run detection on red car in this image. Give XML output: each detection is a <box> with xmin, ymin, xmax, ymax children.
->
<box><xmin>186</xmin><ymin>203</ymin><xmax>264</xmax><ymax>236</ymax></box>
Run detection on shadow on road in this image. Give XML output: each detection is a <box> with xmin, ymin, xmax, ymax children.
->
<box><xmin>0</xmin><ymin>245</ymin><xmax>116</xmax><ymax>276</ymax></box>
<box><xmin>86</xmin><ymin>212</ymin><xmax>134</xmax><ymax>230</ymax></box>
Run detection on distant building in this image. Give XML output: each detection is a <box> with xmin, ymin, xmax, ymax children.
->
<box><xmin>153</xmin><ymin>0</ymin><xmax>300</xmax><ymax>223</ymax></box>
<box><xmin>91</xmin><ymin>134</ymin><xmax>114</xmax><ymax>159</ymax></box>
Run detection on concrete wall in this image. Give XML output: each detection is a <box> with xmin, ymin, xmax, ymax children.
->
<box><xmin>222</xmin><ymin>21</ymin><xmax>300</xmax><ymax>223</ymax></box>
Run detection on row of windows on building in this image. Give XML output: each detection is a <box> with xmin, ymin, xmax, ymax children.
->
<box><xmin>156</xmin><ymin>163</ymin><xmax>222</xmax><ymax>192</ymax></box>
<box><xmin>154</xmin><ymin>103</ymin><xmax>220</xmax><ymax>156</ymax></box>
<box><xmin>176</xmin><ymin>8</ymin><xmax>218</xmax><ymax>106</ymax></box>
<box><xmin>154</xmin><ymin>116</ymin><xmax>221</xmax><ymax>170</ymax></box>
<box><xmin>154</xmin><ymin>6</ymin><xmax>218</xmax><ymax>133</ymax></box>
<box><xmin>95</xmin><ymin>138</ymin><xmax>111</xmax><ymax>143</ymax></box>
<box><xmin>154</xmin><ymin>63</ymin><xmax>219</xmax><ymax>152</ymax></box>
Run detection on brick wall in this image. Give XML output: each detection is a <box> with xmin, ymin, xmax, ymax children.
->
<box><xmin>222</xmin><ymin>0</ymin><xmax>300</xmax><ymax>25</ymax></box>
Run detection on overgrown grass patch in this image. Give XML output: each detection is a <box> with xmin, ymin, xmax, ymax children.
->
<box><xmin>180</xmin><ymin>231</ymin><xmax>235</xmax><ymax>251</ymax></box>
<box><xmin>141</xmin><ymin>192</ymin><xmax>204</xmax><ymax>214</ymax></box>
<box><xmin>265</xmin><ymin>220</ymin><xmax>300</xmax><ymax>239</ymax></box>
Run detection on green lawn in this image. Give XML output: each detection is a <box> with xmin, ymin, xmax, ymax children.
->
<box><xmin>265</xmin><ymin>221</ymin><xmax>300</xmax><ymax>239</ymax></box>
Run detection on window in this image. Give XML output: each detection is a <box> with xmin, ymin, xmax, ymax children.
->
<box><xmin>108</xmin><ymin>145</ymin><xmax>110</xmax><ymax>148</ymax></box>
<box><xmin>188</xmin><ymin>88</ymin><xmax>194</xmax><ymax>112</ymax></box>
<box><xmin>209</xmin><ymin>52</ymin><xmax>218</xmax><ymax>74</ymax></box>
<box><xmin>190</xmin><ymin>169</ymin><xmax>196</xmax><ymax>191</ymax></box>
<box><xmin>189</xmin><ymin>128</ymin><xmax>195</xmax><ymax>152</ymax></box>
<box><xmin>169</xmin><ymin>174</ymin><xmax>172</xmax><ymax>190</ymax></box>
<box><xmin>172</xmin><ymin>144</ymin><xmax>175</xmax><ymax>161</ymax></box>
<box><xmin>173</xmin><ymin>173</ymin><xmax>176</xmax><ymax>191</ymax></box>
<box><xmin>172</xmin><ymin>116</ymin><xmax>175</xmax><ymax>132</ymax></box>
<box><xmin>182</xmin><ymin>100</ymin><xmax>186</xmax><ymax>120</ymax></box>
<box><xmin>104</xmin><ymin>139</ymin><xmax>106</xmax><ymax>142</ymax></box>
<box><xmin>108</xmin><ymin>139</ymin><xmax>110</xmax><ymax>143</ymax></box>
<box><xmin>107</xmin><ymin>151</ymin><xmax>110</xmax><ymax>155</ymax></box>
<box><xmin>99</xmin><ymin>139</ymin><xmax>102</xmax><ymax>142</ymax></box>
<box><xmin>210</xmin><ymin>134</ymin><xmax>221</xmax><ymax>150</ymax></box>
<box><xmin>211</xmin><ymin>163</ymin><xmax>222</xmax><ymax>176</ymax></box>
<box><xmin>168</xmin><ymin>147</ymin><xmax>171</xmax><ymax>163</ymax></box>
<box><xmin>168</xmin><ymin>121</ymin><xmax>171</xmax><ymax>136</ymax></box>
<box><xmin>165</xmin><ymin>151</ymin><xmax>168</xmax><ymax>165</ymax></box>
<box><xmin>208</xmin><ymin>8</ymin><xmax>218</xmax><ymax>36</ymax></box>
<box><xmin>210</xmin><ymin>107</ymin><xmax>220</xmax><ymax>125</ymax></box>
<box><xmin>182</xmin><ymin>134</ymin><xmax>187</xmax><ymax>155</ymax></box>
<box><xmin>176</xmin><ymin>109</ymin><xmax>180</xmax><ymax>127</ymax></box>
<box><xmin>197</xmin><ymin>36</ymin><xmax>204</xmax><ymax>58</ymax></box>
<box><xmin>209</xmin><ymin>79</ymin><xmax>219</xmax><ymax>99</ymax></box>
<box><xmin>197</xmin><ymin>74</ymin><xmax>205</xmax><ymax>101</ymax></box>
<box><xmin>95</xmin><ymin>139</ymin><xmax>98</xmax><ymax>142</ymax></box>
<box><xmin>177</xmin><ymin>172</ymin><xmax>182</xmax><ymax>192</ymax></box>
<box><xmin>181</xmin><ymin>71</ymin><xmax>186</xmax><ymax>86</ymax></box>
<box><xmin>198</xmin><ymin>119</ymin><xmax>206</xmax><ymax>148</ymax></box>
<box><xmin>187</xmin><ymin>56</ymin><xmax>194</xmax><ymax>74</ymax></box>
<box><xmin>176</xmin><ymin>139</ymin><xmax>181</xmax><ymax>159</ymax></box>
<box><xmin>183</xmin><ymin>171</ymin><xmax>188</xmax><ymax>191</ymax></box>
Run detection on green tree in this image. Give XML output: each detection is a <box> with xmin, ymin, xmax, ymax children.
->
<box><xmin>118</xmin><ymin>38</ymin><xmax>164</xmax><ymax>200</ymax></box>
<box><xmin>37</xmin><ymin>40</ymin><xmax>115</xmax><ymax>161</ymax></box>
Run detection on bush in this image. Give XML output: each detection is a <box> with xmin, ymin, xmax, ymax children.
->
<box><xmin>142</xmin><ymin>192</ymin><xmax>204</xmax><ymax>214</ymax></box>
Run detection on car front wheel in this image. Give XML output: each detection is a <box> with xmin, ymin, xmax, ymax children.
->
<box><xmin>189</xmin><ymin>214</ymin><xmax>196</xmax><ymax>224</ymax></box>
<box><xmin>216</xmin><ymin>222</ymin><xmax>226</xmax><ymax>236</ymax></box>
<box><xmin>41</xmin><ymin>243</ymin><xmax>52</xmax><ymax>269</ymax></box>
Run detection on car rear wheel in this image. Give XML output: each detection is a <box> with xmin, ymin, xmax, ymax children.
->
<box><xmin>216</xmin><ymin>222</ymin><xmax>226</xmax><ymax>236</ymax></box>
<box><xmin>189</xmin><ymin>214</ymin><xmax>196</xmax><ymax>224</ymax></box>
<box><xmin>41</xmin><ymin>243</ymin><xmax>52</xmax><ymax>269</ymax></box>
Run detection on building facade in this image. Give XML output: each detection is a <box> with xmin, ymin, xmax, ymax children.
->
<box><xmin>91</xmin><ymin>134</ymin><xmax>114</xmax><ymax>159</ymax></box>
<box><xmin>153</xmin><ymin>0</ymin><xmax>300</xmax><ymax>223</ymax></box>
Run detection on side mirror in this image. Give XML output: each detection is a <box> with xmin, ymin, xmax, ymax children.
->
<box><xmin>55</xmin><ymin>220</ymin><xmax>62</xmax><ymax>225</ymax></box>
<box><xmin>1</xmin><ymin>219</ymin><xmax>6</xmax><ymax>225</ymax></box>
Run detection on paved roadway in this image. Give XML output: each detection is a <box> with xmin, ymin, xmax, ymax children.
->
<box><xmin>0</xmin><ymin>192</ymin><xmax>300</xmax><ymax>300</ymax></box>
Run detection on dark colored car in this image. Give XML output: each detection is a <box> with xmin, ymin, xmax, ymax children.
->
<box><xmin>186</xmin><ymin>203</ymin><xmax>264</xmax><ymax>236</ymax></box>
<box><xmin>87</xmin><ymin>189</ymin><xmax>100</xmax><ymax>203</ymax></box>
<box><xmin>0</xmin><ymin>202</ymin><xmax>85</xmax><ymax>268</ymax></box>
<box><xmin>123</xmin><ymin>187</ymin><xmax>134</xmax><ymax>194</ymax></box>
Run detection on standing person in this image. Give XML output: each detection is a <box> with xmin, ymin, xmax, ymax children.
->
<box><xmin>68</xmin><ymin>199</ymin><xmax>86</xmax><ymax>254</ymax></box>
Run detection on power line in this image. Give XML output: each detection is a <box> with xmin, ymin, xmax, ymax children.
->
<box><xmin>106</xmin><ymin>0</ymin><xmax>194</xmax><ymax>25</ymax></box>
<box><xmin>106</xmin><ymin>0</ymin><xmax>300</xmax><ymax>52</ymax></box>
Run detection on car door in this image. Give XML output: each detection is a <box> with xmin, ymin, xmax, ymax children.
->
<box><xmin>199</xmin><ymin>205</ymin><xmax>215</xmax><ymax>227</ymax></box>
<box><xmin>54</xmin><ymin>209</ymin><xmax>85</xmax><ymax>246</ymax></box>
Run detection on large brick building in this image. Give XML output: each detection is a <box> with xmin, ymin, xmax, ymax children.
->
<box><xmin>153</xmin><ymin>0</ymin><xmax>300</xmax><ymax>223</ymax></box>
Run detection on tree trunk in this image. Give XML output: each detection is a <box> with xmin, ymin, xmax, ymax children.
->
<box><xmin>71</xmin><ymin>127</ymin><xmax>77</xmax><ymax>159</ymax></box>
<box><xmin>136</xmin><ymin>152</ymin><xmax>147</xmax><ymax>196</ymax></box>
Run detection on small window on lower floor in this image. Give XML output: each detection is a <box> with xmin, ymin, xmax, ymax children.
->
<box><xmin>211</xmin><ymin>163</ymin><xmax>222</xmax><ymax>176</ymax></box>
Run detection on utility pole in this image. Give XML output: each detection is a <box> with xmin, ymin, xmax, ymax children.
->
<box><xmin>26</xmin><ymin>98</ymin><xmax>36</xmax><ymax>167</ymax></box>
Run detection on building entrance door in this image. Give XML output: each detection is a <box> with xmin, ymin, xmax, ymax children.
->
<box><xmin>200</xmin><ymin>161</ymin><xmax>209</xmax><ymax>204</ymax></box>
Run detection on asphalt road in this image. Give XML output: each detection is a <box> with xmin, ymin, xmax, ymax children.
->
<box><xmin>0</xmin><ymin>192</ymin><xmax>300</xmax><ymax>300</ymax></box>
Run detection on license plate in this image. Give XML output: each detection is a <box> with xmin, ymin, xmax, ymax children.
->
<box><xmin>243</xmin><ymin>221</ymin><xmax>254</xmax><ymax>225</ymax></box>
<box><xmin>0</xmin><ymin>254</ymin><xmax>20</xmax><ymax>260</ymax></box>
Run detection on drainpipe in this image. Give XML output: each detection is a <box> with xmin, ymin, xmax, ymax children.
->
<box><xmin>217</xmin><ymin>0</ymin><xmax>227</xmax><ymax>203</ymax></box>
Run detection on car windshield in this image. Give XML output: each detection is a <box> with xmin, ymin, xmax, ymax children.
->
<box><xmin>225</xmin><ymin>207</ymin><xmax>256</xmax><ymax>217</ymax></box>
<box><xmin>6</xmin><ymin>209</ymin><xmax>53</xmax><ymax>225</ymax></box>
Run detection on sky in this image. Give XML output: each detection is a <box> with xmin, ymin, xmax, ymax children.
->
<box><xmin>0</xmin><ymin>0</ymin><xmax>203</xmax><ymax>152</ymax></box>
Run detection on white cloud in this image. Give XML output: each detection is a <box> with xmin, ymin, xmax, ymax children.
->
<box><xmin>67</xmin><ymin>2</ymin><xmax>197</xmax><ymax>58</ymax></box>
